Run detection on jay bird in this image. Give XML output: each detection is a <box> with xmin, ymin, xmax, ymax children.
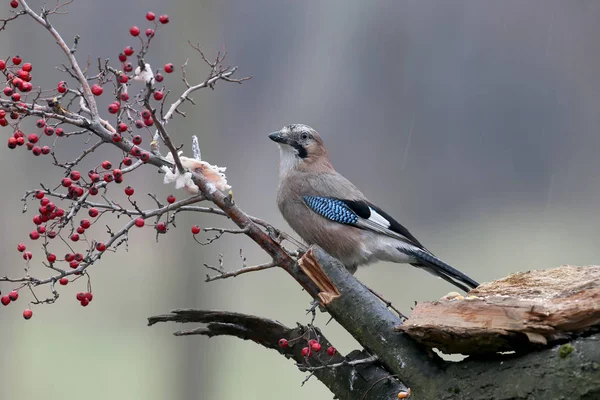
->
<box><xmin>269</xmin><ymin>124</ymin><xmax>479</xmax><ymax>292</ymax></box>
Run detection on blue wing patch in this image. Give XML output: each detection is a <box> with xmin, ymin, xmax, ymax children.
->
<box><xmin>303</xmin><ymin>196</ymin><xmax>358</xmax><ymax>225</ymax></box>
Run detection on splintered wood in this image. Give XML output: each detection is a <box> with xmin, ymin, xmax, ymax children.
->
<box><xmin>298</xmin><ymin>248</ymin><xmax>341</xmax><ymax>305</ymax></box>
<box><xmin>396</xmin><ymin>265</ymin><xmax>600</xmax><ymax>355</ymax></box>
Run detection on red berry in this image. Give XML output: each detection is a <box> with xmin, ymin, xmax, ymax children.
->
<box><xmin>65</xmin><ymin>253</ymin><xmax>75</xmax><ymax>262</ymax></box>
<box><xmin>70</xmin><ymin>171</ymin><xmax>81</xmax><ymax>181</ymax></box>
<box><xmin>135</xmin><ymin>120</ymin><xmax>144</xmax><ymax>129</ymax></box>
<box><xmin>123</xmin><ymin>156</ymin><xmax>133</xmax><ymax>166</ymax></box>
<box><xmin>22</xmin><ymin>62</ymin><xmax>31</xmax><ymax>72</ymax></box>
<box><xmin>155</xmin><ymin>73</ymin><xmax>163</xmax><ymax>82</ymax></box>
<box><xmin>95</xmin><ymin>242</ymin><xmax>106</xmax><ymax>252</ymax></box>
<box><xmin>61</xmin><ymin>177</ymin><xmax>72</xmax><ymax>187</ymax></box>
<box><xmin>167</xmin><ymin>195</ymin><xmax>176</xmax><ymax>204</ymax></box>
<box><xmin>36</xmin><ymin>119</ymin><xmax>45</xmax><ymax>128</ymax></box>
<box><xmin>113</xmin><ymin>168</ymin><xmax>123</xmax><ymax>179</ymax></box>
<box><xmin>141</xmin><ymin>110</ymin><xmax>152</xmax><ymax>120</ymax></box>
<box><xmin>47</xmin><ymin>230</ymin><xmax>57</xmax><ymax>239</ymax></box>
<box><xmin>156</xmin><ymin>222</ymin><xmax>167</xmax><ymax>233</ymax></box>
<box><xmin>145</xmin><ymin>28</ymin><xmax>155</xmax><ymax>37</ymax></box>
<box><xmin>131</xmin><ymin>135</ymin><xmax>141</xmax><ymax>145</ymax></box>
<box><xmin>164</xmin><ymin>63</ymin><xmax>174</xmax><ymax>73</ymax></box>
<box><xmin>84</xmin><ymin>292</ymin><xmax>93</xmax><ymax>302</ymax></box>
<box><xmin>44</xmin><ymin>126</ymin><xmax>54</xmax><ymax>136</ymax></box>
<box><xmin>70</xmin><ymin>233</ymin><xmax>79</xmax><ymax>242</ymax></box>
<box><xmin>80</xmin><ymin>298</ymin><xmax>89</xmax><ymax>307</ymax></box>
<box><xmin>101</xmin><ymin>160</ymin><xmax>112</xmax><ymax>170</ymax></box>
<box><xmin>146</xmin><ymin>11</ymin><xmax>155</xmax><ymax>21</ymax></box>
<box><xmin>47</xmin><ymin>253</ymin><xmax>56</xmax><ymax>263</ymax></box>
<box><xmin>327</xmin><ymin>346</ymin><xmax>336</xmax><ymax>356</ymax></box>
<box><xmin>29</xmin><ymin>230</ymin><xmax>40</xmax><ymax>240</ymax></box>
<box><xmin>159</xmin><ymin>14</ymin><xmax>169</xmax><ymax>24</ymax></box>
<box><xmin>8</xmin><ymin>291</ymin><xmax>18</xmax><ymax>301</ymax></box>
<box><xmin>76</xmin><ymin>292</ymin><xmax>86</xmax><ymax>301</ymax></box>
<box><xmin>124</xmin><ymin>46</ymin><xmax>134</xmax><ymax>56</ymax></box>
<box><xmin>41</xmin><ymin>146</ymin><xmax>51</xmax><ymax>155</ymax></box>
<box><xmin>69</xmin><ymin>260</ymin><xmax>79</xmax><ymax>268</ymax></box>
<box><xmin>80</xmin><ymin>219</ymin><xmax>91</xmax><ymax>229</ymax></box>
<box><xmin>37</xmin><ymin>226</ymin><xmax>46</xmax><ymax>234</ymax></box>
<box><xmin>17</xmin><ymin>243</ymin><xmax>26</xmax><ymax>252</ymax></box>
<box><xmin>88</xmin><ymin>208</ymin><xmax>99</xmax><ymax>217</ymax></box>
<box><xmin>125</xmin><ymin>186</ymin><xmax>134</xmax><ymax>196</ymax></box>
<box><xmin>23</xmin><ymin>309</ymin><xmax>33</xmax><ymax>319</ymax></box>
<box><xmin>23</xmin><ymin>252</ymin><xmax>33</xmax><ymax>260</ymax></box>
<box><xmin>140</xmin><ymin>152</ymin><xmax>150</xmax><ymax>162</ymax></box>
<box><xmin>130</xmin><ymin>146</ymin><xmax>141</xmax><ymax>157</ymax></box>
<box><xmin>91</xmin><ymin>84</ymin><xmax>103</xmax><ymax>96</ymax></box>
<box><xmin>191</xmin><ymin>225</ymin><xmax>201</xmax><ymax>235</ymax></box>
<box><xmin>118</xmin><ymin>74</ymin><xmax>128</xmax><ymax>84</ymax></box>
<box><xmin>28</xmin><ymin>133</ymin><xmax>39</xmax><ymax>143</ymax></box>
<box><xmin>308</xmin><ymin>339</ymin><xmax>317</xmax><ymax>346</ymax></box>
<box><xmin>301</xmin><ymin>347</ymin><xmax>311</xmax><ymax>357</ymax></box>
<box><xmin>12</xmin><ymin>55</ymin><xmax>22</xmax><ymax>65</ymax></box>
<box><xmin>11</xmin><ymin>92</ymin><xmax>21</xmax><ymax>101</ymax></box>
<box><xmin>16</xmin><ymin>136</ymin><xmax>24</xmax><ymax>146</ymax></box>
<box><xmin>118</xmin><ymin>53</ymin><xmax>127</xmax><ymax>62</ymax></box>
<box><xmin>7</xmin><ymin>137</ymin><xmax>17</xmax><ymax>149</ymax></box>
<box><xmin>103</xmin><ymin>173</ymin><xmax>113</xmax><ymax>183</ymax></box>
<box><xmin>59</xmin><ymin>277</ymin><xmax>68</xmax><ymax>285</ymax></box>
<box><xmin>21</xmin><ymin>81</ymin><xmax>32</xmax><ymax>92</ymax></box>
<box><xmin>130</xmin><ymin>26</ymin><xmax>141</xmax><ymax>36</ymax></box>
<box><xmin>32</xmin><ymin>215</ymin><xmax>42</xmax><ymax>225</ymax></box>
<box><xmin>1</xmin><ymin>296</ymin><xmax>10</xmax><ymax>306</ymax></box>
<box><xmin>108</xmin><ymin>102</ymin><xmax>119</xmax><ymax>114</ymax></box>
<box><xmin>135</xmin><ymin>218</ymin><xmax>145</xmax><ymax>227</ymax></box>
<box><xmin>278</xmin><ymin>338</ymin><xmax>289</xmax><ymax>348</ymax></box>
<box><xmin>311</xmin><ymin>342</ymin><xmax>322</xmax><ymax>352</ymax></box>
<box><xmin>0</xmin><ymin>60</ymin><xmax>5</xmax><ymax>69</ymax></box>
<box><xmin>143</xmin><ymin>117</ymin><xmax>154</xmax><ymax>126</ymax></box>
<box><xmin>153</xmin><ymin>91</ymin><xmax>163</xmax><ymax>101</ymax></box>
<box><xmin>55</xmin><ymin>127</ymin><xmax>64</xmax><ymax>136</ymax></box>
<box><xmin>57</xmin><ymin>81</ymin><xmax>67</xmax><ymax>93</ymax></box>
<box><xmin>120</xmin><ymin>92</ymin><xmax>130</xmax><ymax>101</ymax></box>
<box><xmin>89</xmin><ymin>186</ymin><xmax>99</xmax><ymax>195</ymax></box>
<box><xmin>3</xmin><ymin>86</ymin><xmax>12</xmax><ymax>96</ymax></box>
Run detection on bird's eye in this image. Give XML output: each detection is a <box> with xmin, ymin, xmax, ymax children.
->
<box><xmin>301</xmin><ymin>133</ymin><xmax>309</xmax><ymax>140</ymax></box>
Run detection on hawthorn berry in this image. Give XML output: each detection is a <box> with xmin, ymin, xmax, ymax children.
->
<box><xmin>22</xmin><ymin>62</ymin><xmax>32</xmax><ymax>72</ymax></box>
<box><xmin>130</xmin><ymin>26</ymin><xmax>140</xmax><ymax>36</ymax></box>
<box><xmin>159</xmin><ymin>14</ymin><xmax>169</xmax><ymax>24</ymax></box>
<box><xmin>123</xmin><ymin>157</ymin><xmax>133</xmax><ymax>166</ymax></box>
<box><xmin>36</xmin><ymin>119</ymin><xmax>45</xmax><ymax>128</ymax></box>
<box><xmin>75</xmin><ymin>253</ymin><xmax>84</xmax><ymax>261</ymax></box>
<box><xmin>146</xmin><ymin>11</ymin><xmax>156</xmax><ymax>20</ymax></box>
<box><xmin>108</xmin><ymin>102</ymin><xmax>120</xmax><ymax>114</ymax></box>
<box><xmin>37</xmin><ymin>226</ymin><xmax>46</xmax><ymax>234</ymax></box>
<box><xmin>101</xmin><ymin>160</ymin><xmax>112</xmax><ymax>170</ymax></box>
<box><xmin>7</xmin><ymin>137</ymin><xmax>17</xmax><ymax>149</ymax></box>
<box><xmin>28</xmin><ymin>133</ymin><xmax>39</xmax><ymax>143</ymax></box>
<box><xmin>80</xmin><ymin>298</ymin><xmax>89</xmax><ymax>307</ymax></box>
<box><xmin>29</xmin><ymin>230</ymin><xmax>40</xmax><ymax>240</ymax></box>
<box><xmin>55</xmin><ymin>127</ymin><xmax>64</xmax><ymax>136</ymax></box>
<box><xmin>8</xmin><ymin>291</ymin><xmax>18</xmax><ymax>301</ymax></box>
<box><xmin>1</xmin><ymin>296</ymin><xmax>10</xmax><ymax>306</ymax></box>
<box><xmin>144</xmin><ymin>117</ymin><xmax>154</xmax><ymax>126</ymax></box>
<box><xmin>130</xmin><ymin>146</ymin><xmax>142</xmax><ymax>157</ymax></box>
<box><xmin>70</xmin><ymin>171</ymin><xmax>81</xmax><ymax>181</ymax></box>
<box><xmin>124</xmin><ymin>186</ymin><xmax>134</xmax><ymax>196</ymax></box>
<box><xmin>132</xmin><ymin>135</ymin><xmax>142</xmax><ymax>145</ymax></box>
<box><xmin>311</xmin><ymin>342</ymin><xmax>322</xmax><ymax>352</ymax></box>
<box><xmin>118</xmin><ymin>53</ymin><xmax>127</xmax><ymax>62</ymax></box>
<box><xmin>156</xmin><ymin>222</ymin><xmax>167</xmax><ymax>233</ymax></box>
<box><xmin>135</xmin><ymin>218</ymin><xmax>145</xmax><ymax>227</ymax></box>
<box><xmin>0</xmin><ymin>60</ymin><xmax>4</xmax><ymax>69</ymax></box>
<box><xmin>61</xmin><ymin>177</ymin><xmax>72</xmax><ymax>187</ymax></box>
<box><xmin>327</xmin><ymin>346</ymin><xmax>336</xmax><ymax>356</ymax></box>
<box><xmin>23</xmin><ymin>309</ymin><xmax>33</xmax><ymax>320</ymax></box>
<box><xmin>15</xmin><ymin>136</ymin><xmax>24</xmax><ymax>146</ymax></box>
<box><xmin>96</xmin><ymin>242</ymin><xmax>106</xmax><ymax>252</ymax></box>
<box><xmin>140</xmin><ymin>152</ymin><xmax>150</xmax><ymax>162</ymax></box>
<box><xmin>118</xmin><ymin>122</ymin><xmax>128</xmax><ymax>133</ymax></box>
<box><xmin>59</xmin><ymin>277</ymin><xmax>68</xmax><ymax>285</ymax></box>
<box><xmin>88</xmin><ymin>208</ymin><xmax>99</xmax><ymax>218</ymax></box>
<box><xmin>113</xmin><ymin>168</ymin><xmax>123</xmax><ymax>179</ymax></box>
<box><xmin>69</xmin><ymin>260</ymin><xmax>80</xmax><ymax>268</ymax></box>
<box><xmin>70</xmin><ymin>233</ymin><xmax>80</xmax><ymax>242</ymax></box>
<box><xmin>84</xmin><ymin>292</ymin><xmax>93</xmax><ymax>302</ymax></box>
<box><xmin>47</xmin><ymin>230</ymin><xmax>57</xmax><ymax>239</ymax></box>
<box><xmin>155</xmin><ymin>73</ymin><xmax>163</xmax><ymax>82</ymax></box>
<box><xmin>120</xmin><ymin>92</ymin><xmax>130</xmax><ymax>102</ymax></box>
<box><xmin>76</xmin><ymin>292</ymin><xmax>86</xmax><ymax>301</ymax></box>
<box><xmin>47</xmin><ymin>253</ymin><xmax>56</xmax><ymax>263</ymax></box>
<box><xmin>167</xmin><ymin>195</ymin><xmax>176</xmax><ymax>204</ymax></box>
<box><xmin>80</xmin><ymin>219</ymin><xmax>91</xmax><ymax>229</ymax></box>
<box><xmin>31</xmin><ymin>146</ymin><xmax>42</xmax><ymax>156</ymax></box>
<box><xmin>65</xmin><ymin>253</ymin><xmax>75</xmax><ymax>262</ymax></box>
<box><xmin>145</xmin><ymin>28</ymin><xmax>155</xmax><ymax>37</ymax></box>
<box><xmin>103</xmin><ymin>173</ymin><xmax>114</xmax><ymax>183</ymax></box>
<box><xmin>57</xmin><ymin>81</ymin><xmax>67</xmax><ymax>93</ymax></box>
<box><xmin>3</xmin><ymin>86</ymin><xmax>12</xmax><ymax>96</ymax></box>
<box><xmin>12</xmin><ymin>55</ymin><xmax>22</xmax><ymax>65</ymax></box>
<box><xmin>191</xmin><ymin>225</ymin><xmax>201</xmax><ymax>235</ymax></box>
<box><xmin>21</xmin><ymin>82</ymin><xmax>32</xmax><ymax>92</ymax></box>
<box><xmin>91</xmin><ymin>84</ymin><xmax>103</xmax><ymax>96</ymax></box>
<box><xmin>44</xmin><ymin>126</ymin><xmax>54</xmax><ymax>136</ymax></box>
<box><xmin>153</xmin><ymin>91</ymin><xmax>163</xmax><ymax>101</ymax></box>
<box><xmin>135</xmin><ymin>120</ymin><xmax>144</xmax><ymax>129</ymax></box>
<box><xmin>124</xmin><ymin>46</ymin><xmax>134</xmax><ymax>56</ymax></box>
<box><xmin>164</xmin><ymin>63</ymin><xmax>174</xmax><ymax>73</ymax></box>
<box><xmin>41</xmin><ymin>146</ymin><xmax>51</xmax><ymax>155</ymax></box>
<box><xmin>11</xmin><ymin>92</ymin><xmax>21</xmax><ymax>101</ymax></box>
<box><xmin>89</xmin><ymin>186</ymin><xmax>99</xmax><ymax>195</ymax></box>
<box><xmin>278</xmin><ymin>338</ymin><xmax>289</xmax><ymax>348</ymax></box>
<box><xmin>123</xmin><ymin>62</ymin><xmax>134</xmax><ymax>73</ymax></box>
<box><xmin>141</xmin><ymin>110</ymin><xmax>152</xmax><ymax>120</ymax></box>
<box><xmin>17</xmin><ymin>243</ymin><xmax>26</xmax><ymax>252</ymax></box>
<box><xmin>301</xmin><ymin>347</ymin><xmax>312</xmax><ymax>357</ymax></box>
<box><xmin>17</xmin><ymin>69</ymin><xmax>29</xmax><ymax>80</ymax></box>
<box><xmin>118</xmin><ymin>74</ymin><xmax>129</xmax><ymax>84</ymax></box>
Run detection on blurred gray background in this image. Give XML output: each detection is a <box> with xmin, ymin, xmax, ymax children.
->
<box><xmin>1</xmin><ymin>0</ymin><xmax>600</xmax><ymax>399</ymax></box>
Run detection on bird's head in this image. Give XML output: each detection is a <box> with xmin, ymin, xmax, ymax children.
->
<box><xmin>269</xmin><ymin>124</ymin><xmax>330</xmax><ymax>174</ymax></box>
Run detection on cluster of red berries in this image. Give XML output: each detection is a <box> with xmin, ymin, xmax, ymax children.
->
<box><xmin>1</xmin><ymin>289</ymin><xmax>32</xmax><ymax>320</ymax></box>
<box><xmin>278</xmin><ymin>337</ymin><xmax>336</xmax><ymax>358</ymax></box>
<box><xmin>76</xmin><ymin>291</ymin><xmax>93</xmax><ymax>307</ymax></box>
<box><xmin>0</xmin><ymin>55</ymin><xmax>33</xmax><ymax>118</ymax></box>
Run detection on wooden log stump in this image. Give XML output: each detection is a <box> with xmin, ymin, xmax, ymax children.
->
<box><xmin>396</xmin><ymin>265</ymin><xmax>600</xmax><ymax>355</ymax></box>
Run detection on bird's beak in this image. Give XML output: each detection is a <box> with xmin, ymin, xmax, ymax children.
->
<box><xmin>268</xmin><ymin>131</ymin><xmax>287</xmax><ymax>144</ymax></box>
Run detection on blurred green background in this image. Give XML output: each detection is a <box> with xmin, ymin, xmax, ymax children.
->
<box><xmin>2</xmin><ymin>1</ymin><xmax>600</xmax><ymax>399</ymax></box>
